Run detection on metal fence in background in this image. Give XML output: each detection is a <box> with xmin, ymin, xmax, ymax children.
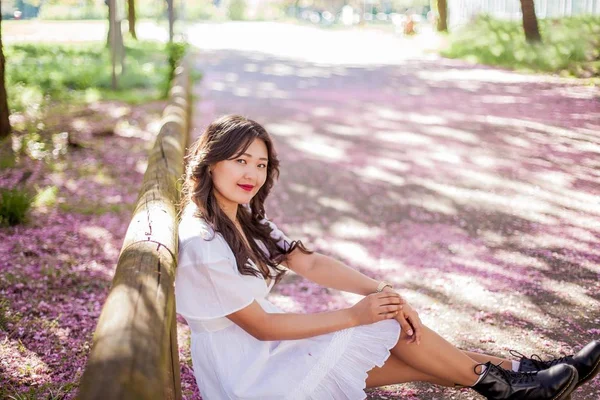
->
<box><xmin>448</xmin><ymin>0</ymin><xmax>600</xmax><ymax>27</ymax></box>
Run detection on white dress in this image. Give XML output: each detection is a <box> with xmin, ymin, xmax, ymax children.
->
<box><xmin>175</xmin><ymin>206</ymin><xmax>401</xmax><ymax>400</ymax></box>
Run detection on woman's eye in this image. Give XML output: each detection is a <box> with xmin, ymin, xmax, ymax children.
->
<box><xmin>258</xmin><ymin>163</ymin><xmax>267</xmax><ymax>168</ymax></box>
<box><xmin>237</xmin><ymin>159</ymin><xmax>246</xmax><ymax>165</ymax></box>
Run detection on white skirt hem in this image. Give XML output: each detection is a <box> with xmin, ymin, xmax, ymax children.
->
<box><xmin>288</xmin><ymin>319</ymin><xmax>401</xmax><ymax>400</ymax></box>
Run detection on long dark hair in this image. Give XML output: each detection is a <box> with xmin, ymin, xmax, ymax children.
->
<box><xmin>180</xmin><ymin>114</ymin><xmax>311</xmax><ymax>283</ymax></box>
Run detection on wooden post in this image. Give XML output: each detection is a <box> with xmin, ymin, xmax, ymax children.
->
<box><xmin>78</xmin><ymin>57</ymin><xmax>191</xmax><ymax>400</ymax></box>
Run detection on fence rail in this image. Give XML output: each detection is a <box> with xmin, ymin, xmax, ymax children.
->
<box><xmin>78</xmin><ymin>56</ymin><xmax>191</xmax><ymax>400</ymax></box>
<box><xmin>448</xmin><ymin>0</ymin><xmax>600</xmax><ymax>27</ymax></box>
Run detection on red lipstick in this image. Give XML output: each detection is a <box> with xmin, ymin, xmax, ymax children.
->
<box><xmin>238</xmin><ymin>184</ymin><xmax>254</xmax><ymax>192</ymax></box>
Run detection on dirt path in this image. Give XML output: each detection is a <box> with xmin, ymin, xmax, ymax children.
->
<box><xmin>181</xmin><ymin>21</ymin><xmax>600</xmax><ymax>399</ymax></box>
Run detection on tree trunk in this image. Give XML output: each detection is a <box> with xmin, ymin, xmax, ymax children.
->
<box><xmin>106</xmin><ymin>2</ymin><xmax>112</xmax><ymax>47</ymax></box>
<box><xmin>437</xmin><ymin>0</ymin><xmax>448</xmax><ymax>32</ymax></box>
<box><xmin>167</xmin><ymin>0</ymin><xmax>175</xmax><ymax>43</ymax></box>
<box><xmin>0</xmin><ymin>13</ymin><xmax>11</xmax><ymax>139</ymax></box>
<box><xmin>128</xmin><ymin>0</ymin><xmax>137</xmax><ymax>40</ymax></box>
<box><xmin>520</xmin><ymin>0</ymin><xmax>542</xmax><ymax>43</ymax></box>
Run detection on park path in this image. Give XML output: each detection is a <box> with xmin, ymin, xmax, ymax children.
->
<box><xmin>182</xmin><ymin>22</ymin><xmax>600</xmax><ymax>399</ymax></box>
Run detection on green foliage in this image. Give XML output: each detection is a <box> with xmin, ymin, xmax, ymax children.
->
<box><xmin>5</xmin><ymin>40</ymin><xmax>174</xmax><ymax>114</ymax></box>
<box><xmin>442</xmin><ymin>16</ymin><xmax>600</xmax><ymax>78</ymax></box>
<box><xmin>38</xmin><ymin>4</ymin><xmax>106</xmax><ymax>20</ymax></box>
<box><xmin>0</xmin><ymin>187</ymin><xmax>33</xmax><ymax>226</ymax></box>
<box><xmin>228</xmin><ymin>0</ymin><xmax>247</xmax><ymax>21</ymax></box>
<box><xmin>182</xmin><ymin>2</ymin><xmax>229</xmax><ymax>21</ymax></box>
<box><xmin>164</xmin><ymin>40</ymin><xmax>189</xmax><ymax>96</ymax></box>
<box><xmin>0</xmin><ymin>137</ymin><xmax>16</xmax><ymax>169</ymax></box>
<box><xmin>0</xmin><ymin>298</ymin><xmax>12</xmax><ymax>331</ymax></box>
<box><xmin>58</xmin><ymin>202</ymin><xmax>130</xmax><ymax>215</ymax></box>
<box><xmin>1</xmin><ymin>382</ymin><xmax>76</xmax><ymax>400</ymax></box>
<box><xmin>33</xmin><ymin>185</ymin><xmax>58</xmax><ymax>208</ymax></box>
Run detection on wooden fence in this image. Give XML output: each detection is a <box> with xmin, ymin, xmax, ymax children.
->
<box><xmin>78</xmin><ymin>56</ymin><xmax>192</xmax><ymax>400</ymax></box>
<box><xmin>448</xmin><ymin>0</ymin><xmax>600</xmax><ymax>27</ymax></box>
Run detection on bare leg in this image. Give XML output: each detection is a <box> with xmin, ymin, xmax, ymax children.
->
<box><xmin>366</xmin><ymin>351</ymin><xmax>514</xmax><ymax>389</ymax></box>
<box><xmin>366</xmin><ymin>354</ymin><xmax>454</xmax><ymax>388</ymax></box>
<box><xmin>390</xmin><ymin>325</ymin><xmax>483</xmax><ymax>386</ymax></box>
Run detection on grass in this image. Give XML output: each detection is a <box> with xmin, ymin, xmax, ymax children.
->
<box><xmin>0</xmin><ymin>188</ymin><xmax>33</xmax><ymax>226</ymax></box>
<box><xmin>58</xmin><ymin>202</ymin><xmax>131</xmax><ymax>216</ymax></box>
<box><xmin>442</xmin><ymin>15</ymin><xmax>600</xmax><ymax>79</ymax></box>
<box><xmin>0</xmin><ymin>382</ymin><xmax>76</xmax><ymax>400</ymax></box>
<box><xmin>5</xmin><ymin>39</ymin><xmax>179</xmax><ymax>114</ymax></box>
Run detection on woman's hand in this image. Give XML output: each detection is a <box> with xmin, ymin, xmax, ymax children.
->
<box><xmin>396</xmin><ymin>302</ymin><xmax>423</xmax><ymax>345</ymax></box>
<box><xmin>381</xmin><ymin>287</ymin><xmax>422</xmax><ymax>345</ymax></box>
<box><xmin>350</xmin><ymin>292</ymin><xmax>405</xmax><ymax>326</ymax></box>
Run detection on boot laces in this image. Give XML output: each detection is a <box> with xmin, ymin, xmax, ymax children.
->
<box><xmin>509</xmin><ymin>349</ymin><xmax>573</xmax><ymax>370</ymax></box>
<box><xmin>476</xmin><ymin>362</ymin><xmax>537</xmax><ymax>385</ymax></box>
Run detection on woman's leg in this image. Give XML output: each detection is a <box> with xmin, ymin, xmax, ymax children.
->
<box><xmin>389</xmin><ymin>325</ymin><xmax>483</xmax><ymax>386</ymax></box>
<box><xmin>366</xmin><ymin>354</ymin><xmax>454</xmax><ymax>388</ymax></box>
<box><xmin>366</xmin><ymin>351</ymin><xmax>514</xmax><ymax>389</ymax></box>
<box><xmin>367</xmin><ymin>324</ymin><xmax>578</xmax><ymax>399</ymax></box>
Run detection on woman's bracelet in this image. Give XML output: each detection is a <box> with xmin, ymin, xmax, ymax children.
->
<box><xmin>375</xmin><ymin>281</ymin><xmax>393</xmax><ymax>293</ymax></box>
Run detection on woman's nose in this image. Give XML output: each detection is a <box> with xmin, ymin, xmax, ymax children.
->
<box><xmin>244</xmin><ymin>168</ymin><xmax>257</xmax><ymax>181</ymax></box>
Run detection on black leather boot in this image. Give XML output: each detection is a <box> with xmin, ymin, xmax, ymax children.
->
<box><xmin>512</xmin><ymin>340</ymin><xmax>600</xmax><ymax>389</ymax></box>
<box><xmin>471</xmin><ymin>361</ymin><xmax>578</xmax><ymax>400</ymax></box>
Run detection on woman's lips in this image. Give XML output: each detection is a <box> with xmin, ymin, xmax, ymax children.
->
<box><xmin>238</xmin><ymin>184</ymin><xmax>254</xmax><ymax>192</ymax></box>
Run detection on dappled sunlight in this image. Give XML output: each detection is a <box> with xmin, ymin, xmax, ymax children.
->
<box><xmin>288</xmin><ymin>137</ymin><xmax>347</xmax><ymax>161</ymax></box>
<box><xmin>328</xmin><ymin>240</ymin><xmax>376</xmax><ymax>267</ymax></box>
<box><xmin>72</xmin><ymin>259</ymin><xmax>115</xmax><ymax>280</ymax></box>
<box><xmin>478</xmin><ymin>94</ymin><xmax>528</xmax><ymax>104</ymax></box>
<box><xmin>323</xmin><ymin>123</ymin><xmax>365</xmax><ymax>137</ymax></box>
<box><xmin>0</xmin><ymin>337</ymin><xmax>52</xmax><ymax>386</ymax></box>
<box><xmin>541</xmin><ymin>280</ymin><xmax>599</xmax><ymax>309</ymax></box>
<box><xmin>374</xmin><ymin>108</ymin><xmax>448</xmax><ymax>125</ymax></box>
<box><xmin>417</xmin><ymin>67</ymin><xmax>552</xmax><ymax>84</ymax></box>
<box><xmin>352</xmin><ymin>165</ymin><xmax>406</xmax><ymax>186</ymax></box>
<box><xmin>405</xmin><ymin>193</ymin><xmax>458</xmax><ymax>216</ymax></box>
<box><xmin>80</xmin><ymin>225</ymin><xmax>120</xmax><ymax>260</ymax></box>
<box><xmin>316</xmin><ymin>197</ymin><xmax>357</xmax><ymax>214</ymax></box>
<box><xmin>375</xmin><ymin>130</ymin><xmax>433</xmax><ymax>146</ymax></box>
<box><xmin>424</xmin><ymin>125</ymin><xmax>480</xmax><ymax>144</ymax></box>
<box><xmin>264</xmin><ymin>120</ymin><xmax>314</xmax><ymax>138</ymax></box>
<box><xmin>416</xmin><ymin>178</ymin><xmax>558</xmax><ymax>224</ymax></box>
<box><xmin>185</xmin><ymin>26</ymin><xmax>600</xmax><ymax>398</ymax></box>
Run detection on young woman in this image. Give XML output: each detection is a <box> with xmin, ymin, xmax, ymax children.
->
<box><xmin>175</xmin><ymin>115</ymin><xmax>600</xmax><ymax>400</ymax></box>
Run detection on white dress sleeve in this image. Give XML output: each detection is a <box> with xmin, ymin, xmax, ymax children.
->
<box><xmin>175</xmin><ymin>237</ymin><xmax>255</xmax><ymax>321</ymax></box>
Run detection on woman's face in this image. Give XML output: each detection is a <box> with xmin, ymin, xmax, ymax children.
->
<box><xmin>211</xmin><ymin>138</ymin><xmax>269</xmax><ymax>211</ymax></box>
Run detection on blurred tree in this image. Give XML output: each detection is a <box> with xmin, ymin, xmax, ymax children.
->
<box><xmin>166</xmin><ymin>0</ymin><xmax>174</xmax><ymax>42</ymax></box>
<box><xmin>437</xmin><ymin>0</ymin><xmax>447</xmax><ymax>32</ymax></box>
<box><xmin>128</xmin><ymin>0</ymin><xmax>137</xmax><ymax>39</ymax></box>
<box><xmin>0</xmin><ymin>12</ymin><xmax>10</xmax><ymax>139</ymax></box>
<box><xmin>520</xmin><ymin>0</ymin><xmax>541</xmax><ymax>42</ymax></box>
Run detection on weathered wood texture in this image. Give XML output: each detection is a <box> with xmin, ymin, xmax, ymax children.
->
<box><xmin>79</xmin><ymin>57</ymin><xmax>191</xmax><ymax>400</ymax></box>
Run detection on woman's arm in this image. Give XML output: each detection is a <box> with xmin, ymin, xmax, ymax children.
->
<box><xmin>227</xmin><ymin>292</ymin><xmax>403</xmax><ymax>341</ymax></box>
<box><xmin>283</xmin><ymin>250</ymin><xmax>381</xmax><ymax>296</ymax></box>
<box><xmin>229</xmin><ymin>301</ymin><xmax>357</xmax><ymax>341</ymax></box>
<box><xmin>281</xmin><ymin>251</ymin><xmax>423</xmax><ymax>344</ymax></box>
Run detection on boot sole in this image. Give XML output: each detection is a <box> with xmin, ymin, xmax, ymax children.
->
<box><xmin>552</xmin><ymin>368</ymin><xmax>578</xmax><ymax>400</ymax></box>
